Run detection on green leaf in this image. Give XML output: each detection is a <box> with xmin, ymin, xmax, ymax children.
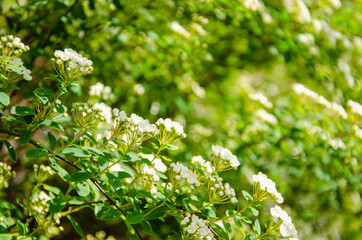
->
<box><xmin>0</xmin><ymin>234</ymin><xmax>12</xmax><ymax>240</ymax></box>
<box><xmin>39</xmin><ymin>120</ymin><xmax>64</xmax><ymax>131</ymax></box>
<box><xmin>254</xmin><ymin>219</ymin><xmax>261</xmax><ymax>235</ymax></box>
<box><xmin>34</xmin><ymin>88</ymin><xmax>53</xmax><ymax>96</ymax></box>
<box><xmin>125</xmin><ymin>152</ymin><xmax>141</xmax><ymax>162</ymax></box>
<box><xmin>1</xmin><ymin>116</ymin><xmax>27</xmax><ymax>125</ymax></box>
<box><xmin>75</xmin><ymin>182</ymin><xmax>90</xmax><ymax>196</ymax></box>
<box><xmin>245</xmin><ymin>233</ymin><xmax>257</xmax><ymax>240</ymax></box>
<box><xmin>67</xmin><ymin>215</ymin><xmax>83</xmax><ymax>236</ymax></box>
<box><xmin>160</xmin><ymin>155</ymin><xmax>173</xmax><ymax>162</ymax></box>
<box><xmin>234</xmin><ymin>216</ymin><xmax>246</xmax><ymax>237</ymax></box>
<box><xmin>42</xmin><ymin>184</ymin><xmax>62</xmax><ymax>196</ymax></box>
<box><xmin>19</xmin><ymin>129</ymin><xmax>31</xmax><ymax>146</ymax></box>
<box><xmin>70</xmin><ymin>171</ymin><xmax>93</xmax><ymax>182</ymax></box>
<box><xmin>10</xmin><ymin>106</ymin><xmax>35</xmax><ymax>116</ymax></box>
<box><xmin>48</xmin><ymin>157</ymin><xmax>69</xmax><ymax>180</ymax></box>
<box><xmin>223</xmin><ymin>220</ymin><xmax>233</xmax><ymax>239</ymax></box>
<box><xmin>26</xmin><ymin>148</ymin><xmax>48</xmax><ymax>158</ymax></box>
<box><xmin>62</xmin><ymin>147</ymin><xmax>91</xmax><ymax>158</ymax></box>
<box><xmin>242</xmin><ymin>190</ymin><xmax>253</xmax><ymax>201</ymax></box>
<box><xmin>202</xmin><ymin>207</ymin><xmax>216</xmax><ymax>218</ymax></box>
<box><xmin>49</xmin><ymin>197</ymin><xmax>66</xmax><ymax>214</ymax></box>
<box><xmin>138</xmin><ymin>146</ymin><xmax>153</xmax><ymax>154</ymax></box>
<box><xmin>0</xmin><ymin>92</ymin><xmax>10</xmax><ymax>106</ymax></box>
<box><xmin>15</xmin><ymin>219</ymin><xmax>28</xmax><ymax>235</ymax></box>
<box><xmin>248</xmin><ymin>206</ymin><xmax>259</xmax><ymax>216</ymax></box>
<box><xmin>127</xmin><ymin>211</ymin><xmax>144</xmax><ymax>224</ymax></box>
<box><xmin>2</xmin><ymin>140</ymin><xmax>16</xmax><ymax>163</ymax></box>
<box><xmin>165</xmin><ymin>144</ymin><xmax>179</xmax><ymax>150</ymax></box>
<box><xmin>48</xmin><ymin>132</ymin><xmax>57</xmax><ymax>151</ymax></box>
<box><xmin>84</xmin><ymin>146</ymin><xmax>104</xmax><ymax>156</ymax></box>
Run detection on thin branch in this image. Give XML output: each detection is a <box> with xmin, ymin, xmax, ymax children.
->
<box><xmin>0</xmin><ymin>128</ymin><xmax>143</xmax><ymax>240</ymax></box>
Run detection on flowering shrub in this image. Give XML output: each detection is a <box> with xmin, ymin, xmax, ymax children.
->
<box><xmin>1</xmin><ymin>0</ymin><xmax>361</xmax><ymax>239</ymax></box>
<box><xmin>0</xmin><ymin>36</ymin><xmax>300</xmax><ymax>239</ymax></box>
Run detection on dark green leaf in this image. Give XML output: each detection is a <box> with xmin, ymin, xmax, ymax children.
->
<box><xmin>19</xmin><ymin>129</ymin><xmax>31</xmax><ymax>146</ymax></box>
<box><xmin>67</xmin><ymin>215</ymin><xmax>84</xmax><ymax>236</ymax></box>
<box><xmin>15</xmin><ymin>219</ymin><xmax>28</xmax><ymax>235</ymax></box>
<box><xmin>10</xmin><ymin>106</ymin><xmax>35</xmax><ymax>116</ymax></box>
<box><xmin>70</xmin><ymin>171</ymin><xmax>93</xmax><ymax>182</ymax></box>
<box><xmin>1</xmin><ymin>116</ymin><xmax>27</xmax><ymax>125</ymax></box>
<box><xmin>127</xmin><ymin>211</ymin><xmax>144</xmax><ymax>224</ymax></box>
<box><xmin>26</xmin><ymin>148</ymin><xmax>48</xmax><ymax>158</ymax></box>
<box><xmin>138</xmin><ymin>146</ymin><xmax>153</xmax><ymax>154</ymax></box>
<box><xmin>48</xmin><ymin>132</ymin><xmax>57</xmax><ymax>151</ymax></box>
<box><xmin>2</xmin><ymin>140</ymin><xmax>16</xmax><ymax>163</ymax></box>
<box><xmin>49</xmin><ymin>197</ymin><xmax>66</xmax><ymax>214</ymax></box>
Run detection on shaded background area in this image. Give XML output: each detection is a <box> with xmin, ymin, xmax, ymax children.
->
<box><xmin>0</xmin><ymin>0</ymin><xmax>361</xmax><ymax>239</ymax></box>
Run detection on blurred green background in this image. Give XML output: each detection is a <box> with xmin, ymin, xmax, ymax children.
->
<box><xmin>1</xmin><ymin>0</ymin><xmax>361</xmax><ymax>239</ymax></box>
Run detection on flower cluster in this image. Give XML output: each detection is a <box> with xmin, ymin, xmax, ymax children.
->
<box><xmin>347</xmin><ymin>100</ymin><xmax>362</xmax><ymax>118</ymax></box>
<box><xmin>71</xmin><ymin>103</ymin><xmax>104</xmax><ymax>129</ymax></box>
<box><xmin>180</xmin><ymin>213</ymin><xmax>215</xmax><ymax>240</ymax></box>
<box><xmin>156</xmin><ymin>118</ymin><xmax>186</xmax><ymax>145</ymax></box>
<box><xmin>0</xmin><ymin>35</ymin><xmax>29</xmax><ymax>56</ymax></box>
<box><xmin>211</xmin><ymin>145</ymin><xmax>240</xmax><ymax>171</ymax></box>
<box><xmin>140</xmin><ymin>164</ymin><xmax>161</xmax><ymax>199</ymax></box>
<box><xmin>242</xmin><ymin>0</ymin><xmax>273</xmax><ymax>24</ymax></box>
<box><xmin>89</xmin><ymin>82</ymin><xmax>114</xmax><ymax>100</ymax></box>
<box><xmin>283</xmin><ymin>0</ymin><xmax>311</xmax><ymax>24</ymax></box>
<box><xmin>170</xmin><ymin>162</ymin><xmax>200</xmax><ymax>189</ymax></box>
<box><xmin>139</xmin><ymin>153</ymin><xmax>167</xmax><ymax>173</ymax></box>
<box><xmin>209</xmin><ymin>176</ymin><xmax>237</xmax><ymax>204</ymax></box>
<box><xmin>170</xmin><ymin>21</ymin><xmax>191</xmax><ymax>38</ymax></box>
<box><xmin>30</xmin><ymin>191</ymin><xmax>63</xmax><ymax>236</ymax></box>
<box><xmin>255</xmin><ymin>109</ymin><xmax>278</xmax><ymax>125</ymax></box>
<box><xmin>6</xmin><ymin>57</ymin><xmax>32</xmax><ymax>81</ymax></box>
<box><xmin>249</xmin><ymin>92</ymin><xmax>273</xmax><ymax>108</ymax></box>
<box><xmin>292</xmin><ymin>83</ymin><xmax>348</xmax><ymax>119</ymax></box>
<box><xmin>270</xmin><ymin>205</ymin><xmax>298</xmax><ymax>239</ymax></box>
<box><xmin>0</xmin><ymin>162</ymin><xmax>15</xmax><ymax>189</ymax></box>
<box><xmin>34</xmin><ymin>164</ymin><xmax>53</xmax><ymax>183</ymax></box>
<box><xmin>302</xmin><ymin>121</ymin><xmax>346</xmax><ymax>150</ymax></box>
<box><xmin>191</xmin><ymin>155</ymin><xmax>215</xmax><ymax>178</ymax></box>
<box><xmin>252</xmin><ymin>172</ymin><xmax>283</xmax><ymax>203</ymax></box>
<box><xmin>53</xmin><ymin>48</ymin><xmax>93</xmax><ymax>73</ymax></box>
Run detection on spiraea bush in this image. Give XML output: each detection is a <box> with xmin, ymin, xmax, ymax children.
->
<box><xmin>0</xmin><ymin>0</ymin><xmax>361</xmax><ymax>239</ymax></box>
<box><xmin>1</xmin><ymin>35</ymin><xmax>300</xmax><ymax>240</ymax></box>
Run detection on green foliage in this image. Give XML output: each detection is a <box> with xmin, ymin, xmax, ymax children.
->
<box><xmin>0</xmin><ymin>0</ymin><xmax>361</xmax><ymax>239</ymax></box>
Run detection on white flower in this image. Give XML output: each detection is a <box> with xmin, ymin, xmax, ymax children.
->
<box><xmin>253</xmin><ymin>172</ymin><xmax>284</xmax><ymax>203</ymax></box>
<box><xmin>283</xmin><ymin>0</ymin><xmax>311</xmax><ymax>23</ymax></box>
<box><xmin>7</xmin><ymin>57</ymin><xmax>32</xmax><ymax>81</ymax></box>
<box><xmin>211</xmin><ymin>145</ymin><xmax>240</xmax><ymax>170</ymax></box>
<box><xmin>53</xmin><ymin>48</ymin><xmax>93</xmax><ymax>73</ymax></box>
<box><xmin>255</xmin><ymin>109</ymin><xmax>278</xmax><ymax>125</ymax></box>
<box><xmin>270</xmin><ymin>205</ymin><xmax>298</xmax><ymax>238</ymax></box>
<box><xmin>249</xmin><ymin>92</ymin><xmax>273</xmax><ymax>108</ymax></box>
<box><xmin>170</xmin><ymin>21</ymin><xmax>191</xmax><ymax>38</ymax></box>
